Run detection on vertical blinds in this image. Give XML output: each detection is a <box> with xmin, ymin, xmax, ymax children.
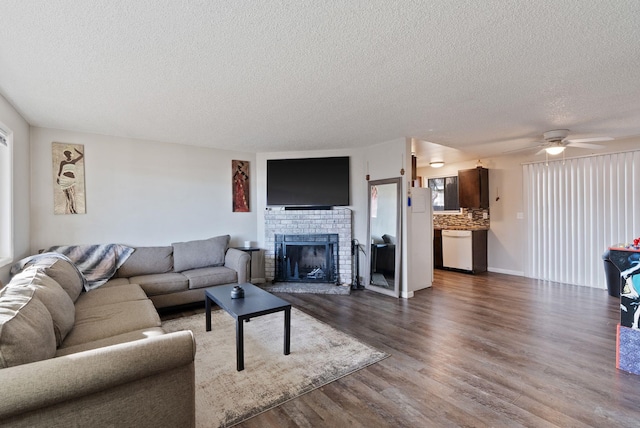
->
<box><xmin>523</xmin><ymin>151</ymin><xmax>640</xmax><ymax>288</ymax></box>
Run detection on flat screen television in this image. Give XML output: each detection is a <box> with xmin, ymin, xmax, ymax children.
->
<box><xmin>266</xmin><ymin>156</ymin><xmax>350</xmax><ymax>207</ymax></box>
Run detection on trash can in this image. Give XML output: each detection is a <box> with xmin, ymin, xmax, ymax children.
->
<box><xmin>603</xmin><ymin>249</ymin><xmax>622</xmax><ymax>297</ymax></box>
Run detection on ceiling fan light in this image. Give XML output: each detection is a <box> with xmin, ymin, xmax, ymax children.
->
<box><xmin>430</xmin><ymin>161</ymin><xmax>445</xmax><ymax>168</ymax></box>
<box><xmin>545</xmin><ymin>146</ymin><xmax>565</xmax><ymax>155</ymax></box>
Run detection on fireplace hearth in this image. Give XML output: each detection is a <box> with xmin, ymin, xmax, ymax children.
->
<box><xmin>274</xmin><ymin>234</ymin><xmax>339</xmax><ymax>284</ymax></box>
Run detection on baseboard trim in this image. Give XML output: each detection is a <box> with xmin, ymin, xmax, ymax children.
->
<box><xmin>488</xmin><ymin>267</ymin><xmax>524</xmax><ymax>276</ymax></box>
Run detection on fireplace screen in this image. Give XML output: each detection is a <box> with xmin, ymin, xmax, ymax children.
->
<box><xmin>274</xmin><ymin>234</ymin><xmax>339</xmax><ymax>283</ymax></box>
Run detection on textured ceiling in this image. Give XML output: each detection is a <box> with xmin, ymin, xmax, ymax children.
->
<box><xmin>1</xmin><ymin>1</ymin><xmax>639</xmax><ymax>162</ymax></box>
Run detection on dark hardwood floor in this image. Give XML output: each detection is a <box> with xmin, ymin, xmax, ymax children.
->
<box><xmin>163</xmin><ymin>270</ymin><xmax>640</xmax><ymax>427</ymax></box>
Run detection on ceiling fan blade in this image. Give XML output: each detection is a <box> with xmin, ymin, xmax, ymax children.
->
<box><xmin>501</xmin><ymin>141</ymin><xmax>544</xmax><ymax>155</ymax></box>
<box><xmin>566</xmin><ymin>141</ymin><xmax>605</xmax><ymax>149</ymax></box>
<box><xmin>535</xmin><ymin>148</ymin><xmax>547</xmax><ymax>156</ymax></box>
<box><xmin>502</xmin><ymin>147</ymin><xmax>534</xmax><ymax>154</ymax></box>
<box><xmin>566</xmin><ymin>136</ymin><xmax>613</xmax><ymax>144</ymax></box>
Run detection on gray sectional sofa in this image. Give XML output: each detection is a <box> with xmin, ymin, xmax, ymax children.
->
<box><xmin>0</xmin><ymin>235</ymin><xmax>251</xmax><ymax>427</ymax></box>
<box><xmin>0</xmin><ymin>256</ymin><xmax>196</xmax><ymax>427</ymax></box>
<box><xmin>105</xmin><ymin>235</ymin><xmax>251</xmax><ymax>308</ymax></box>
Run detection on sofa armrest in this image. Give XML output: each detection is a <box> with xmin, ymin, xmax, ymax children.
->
<box><xmin>0</xmin><ymin>331</ymin><xmax>196</xmax><ymax>427</ymax></box>
<box><xmin>225</xmin><ymin>248</ymin><xmax>251</xmax><ymax>283</ymax></box>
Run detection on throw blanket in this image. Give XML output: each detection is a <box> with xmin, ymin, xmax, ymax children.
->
<box><xmin>10</xmin><ymin>252</ymin><xmax>88</xmax><ymax>291</ymax></box>
<box><xmin>46</xmin><ymin>244</ymin><xmax>134</xmax><ymax>291</ymax></box>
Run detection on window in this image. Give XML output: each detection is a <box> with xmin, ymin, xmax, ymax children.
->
<box><xmin>0</xmin><ymin>124</ymin><xmax>12</xmax><ymax>267</ymax></box>
<box><xmin>523</xmin><ymin>150</ymin><xmax>640</xmax><ymax>288</ymax></box>
<box><xmin>427</xmin><ymin>176</ymin><xmax>459</xmax><ymax>212</ymax></box>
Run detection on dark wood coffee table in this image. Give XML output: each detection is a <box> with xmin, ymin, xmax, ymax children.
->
<box><xmin>205</xmin><ymin>283</ymin><xmax>291</xmax><ymax>371</ymax></box>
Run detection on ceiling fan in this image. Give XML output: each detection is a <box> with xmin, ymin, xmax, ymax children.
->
<box><xmin>508</xmin><ymin>129</ymin><xmax>614</xmax><ymax>156</ymax></box>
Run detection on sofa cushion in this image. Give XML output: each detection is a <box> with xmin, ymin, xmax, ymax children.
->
<box><xmin>129</xmin><ymin>273</ymin><xmax>188</xmax><ymax>296</ymax></box>
<box><xmin>182</xmin><ymin>266</ymin><xmax>238</xmax><ymax>289</ymax></box>
<box><xmin>61</xmin><ymin>300</ymin><xmax>161</xmax><ymax>348</ymax></box>
<box><xmin>0</xmin><ymin>285</ymin><xmax>57</xmax><ymax>368</ymax></box>
<box><xmin>10</xmin><ymin>267</ymin><xmax>76</xmax><ymax>346</ymax></box>
<box><xmin>103</xmin><ymin>277</ymin><xmax>130</xmax><ymax>287</ymax></box>
<box><xmin>55</xmin><ymin>327</ymin><xmax>166</xmax><ymax>356</ymax></box>
<box><xmin>172</xmin><ymin>235</ymin><xmax>229</xmax><ymax>272</ymax></box>
<box><xmin>74</xmin><ymin>284</ymin><xmax>148</xmax><ymax>311</ymax></box>
<box><xmin>23</xmin><ymin>255</ymin><xmax>84</xmax><ymax>302</ymax></box>
<box><xmin>116</xmin><ymin>246</ymin><xmax>173</xmax><ymax>278</ymax></box>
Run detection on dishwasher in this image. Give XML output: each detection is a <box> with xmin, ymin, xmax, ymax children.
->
<box><xmin>442</xmin><ymin>230</ymin><xmax>473</xmax><ymax>271</ymax></box>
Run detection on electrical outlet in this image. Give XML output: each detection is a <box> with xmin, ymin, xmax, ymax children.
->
<box><xmin>468</xmin><ymin>212</ymin><xmax>473</xmax><ymax>219</ymax></box>
<box><xmin>517</xmin><ymin>212</ymin><xmax>524</xmax><ymax>220</ymax></box>
<box><xmin>483</xmin><ymin>212</ymin><xmax>488</xmax><ymax>219</ymax></box>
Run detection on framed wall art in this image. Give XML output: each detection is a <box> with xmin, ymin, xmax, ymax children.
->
<box><xmin>52</xmin><ymin>142</ymin><xmax>86</xmax><ymax>214</ymax></box>
<box><xmin>232</xmin><ymin>160</ymin><xmax>250</xmax><ymax>212</ymax></box>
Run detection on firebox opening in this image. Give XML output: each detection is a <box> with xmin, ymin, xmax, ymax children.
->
<box><xmin>274</xmin><ymin>234</ymin><xmax>339</xmax><ymax>284</ymax></box>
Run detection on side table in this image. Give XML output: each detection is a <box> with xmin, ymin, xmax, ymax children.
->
<box><xmin>232</xmin><ymin>247</ymin><xmax>260</xmax><ymax>282</ymax></box>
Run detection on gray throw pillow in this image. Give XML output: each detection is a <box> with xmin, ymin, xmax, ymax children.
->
<box><xmin>116</xmin><ymin>246</ymin><xmax>174</xmax><ymax>278</ymax></box>
<box><xmin>172</xmin><ymin>235</ymin><xmax>230</xmax><ymax>272</ymax></box>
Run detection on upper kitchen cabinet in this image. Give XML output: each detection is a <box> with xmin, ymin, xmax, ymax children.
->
<box><xmin>458</xmin><ymin>167</ymin><xmax>489</xmax><ymax>208</ymax></box>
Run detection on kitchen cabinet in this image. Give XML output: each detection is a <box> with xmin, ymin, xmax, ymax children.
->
<box><xmin>458</xmin><ymin>167</ymin><xmax>489</xmax><ymax>208</ymax></box>
<box><xmin>434</xmin><ymin>229</ymin><xmax>443</xmax><ymax>268</ymax></box>
<box><xmin>471</xmin><ymin>229</ymin><xmax>488</xmax><ymax>273</ymax></box>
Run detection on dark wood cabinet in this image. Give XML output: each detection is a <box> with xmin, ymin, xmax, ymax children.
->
<box><xmin>471</xmin><ymin>229</ymin><xmax>488</xmax><ymax>273</ymax></box>
<box><xmin>458</xmin><ymin>167</ymin><xmax>489</xmax><ymax>208</ymax></box>
<box><xmin>433</xmin><ymin>229</ymin><xmax>443</xmax><ymax>269</ymax></box>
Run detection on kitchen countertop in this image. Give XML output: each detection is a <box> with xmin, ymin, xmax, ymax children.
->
<box><xmin>434</xmin><ymin>226</ymin><xmax>490</xmax><ymax>231</ymax></box>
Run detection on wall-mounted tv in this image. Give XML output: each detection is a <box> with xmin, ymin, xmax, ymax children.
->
<box><xmin>266</xmin><ymin>156</ymin><xmax>350</xmax><ymax>207</ymax></box>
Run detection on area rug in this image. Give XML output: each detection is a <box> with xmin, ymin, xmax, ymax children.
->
<box><xmin>162</xmin><ymin>308</ymin><xmax>389</xmax><ymax>427</ymax></box>
<box><xmin>260</xmin><ymin>282</ymin><xmax>351</xmax><ymax>294</ymax></box>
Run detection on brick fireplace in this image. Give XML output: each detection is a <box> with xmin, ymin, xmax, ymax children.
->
<box><xmin>264</xmin><ymin>208</ymin><xmax>352</xmax><ymax>285</ymax></box>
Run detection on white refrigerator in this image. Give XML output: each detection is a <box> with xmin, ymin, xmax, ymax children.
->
<box><xmin>408</xmin><ymin>186</ymin><xmax>433</xmax><ymax>292</ymax></box>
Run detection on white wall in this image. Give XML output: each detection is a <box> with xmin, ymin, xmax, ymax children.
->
<box><xmin>256</xmin><ymin>141</ymin><xmax>406</xmax><ymax>289</ymax></box>
<box><xmin>23</xmin><ymin>123</ymin><xmax>639</xmax><ymax>292</ymax></box>
<box><xmin>0</xmin><ymin>94</ymin><xmax>30</xmax><ymax>284</ymax></box>
<box><xmin>361</xmin><ymin>138</ymin><xmax>412</xmax><ymax>296</ymax></box>
<box><xmin>418</xmin><ymin>137</ymin><xmax>640</xmax><ymax>284</ymax></box>
<box><xmin>29</xmin><ymin>128</ymin><xmax>257</xmax><ymax>250</ymax></box>
<box><xmin>26</xmin><ymin>129</ymin><xmax>405</xmax><ymax>290</ymax></box>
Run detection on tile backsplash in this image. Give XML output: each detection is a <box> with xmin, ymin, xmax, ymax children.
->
<box><xmin>433</xmin><ymin>208</ymin><xmax>490</xmax><ymax>229</ymax></box>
